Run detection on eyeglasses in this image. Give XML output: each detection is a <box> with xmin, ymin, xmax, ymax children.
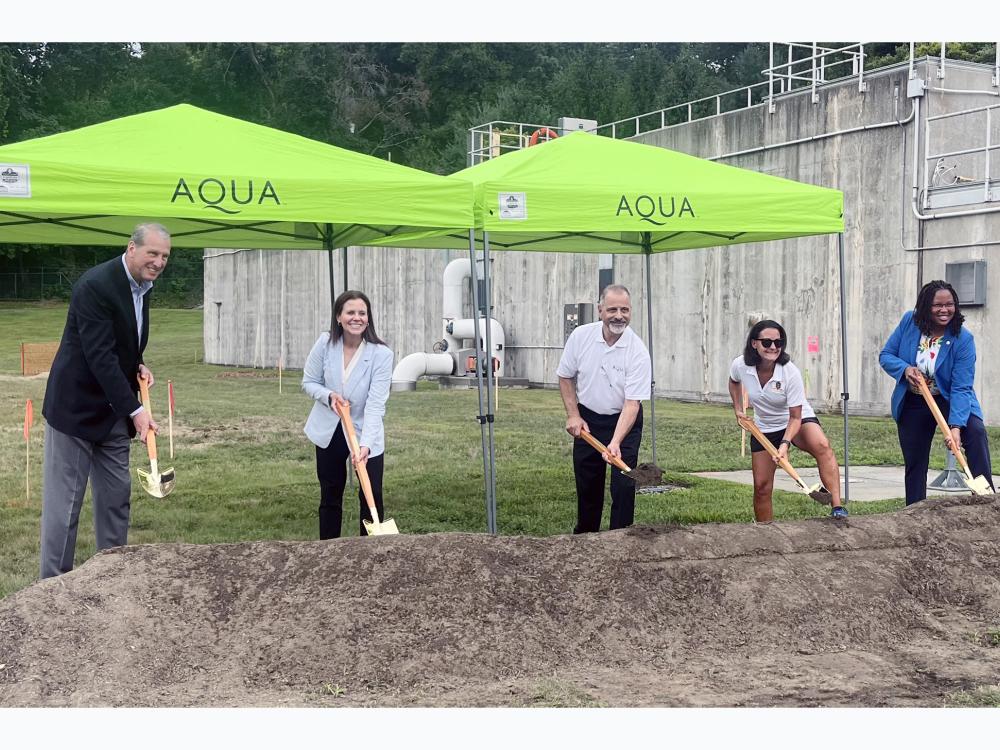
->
<box><xmin>930</xmin><ymin>303</ymin><xmax>956</xmax><ymax>310</ymax></box>
<box><xmin>755</xmin><ymin>338</ymin><xmax>785</xmax><ymax>349</ymax></box>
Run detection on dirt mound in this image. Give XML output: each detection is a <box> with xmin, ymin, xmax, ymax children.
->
<box><xmin>2</xmin><ymin>495</ymin><xmax>1000</xmax><ymax>707</ymax></box>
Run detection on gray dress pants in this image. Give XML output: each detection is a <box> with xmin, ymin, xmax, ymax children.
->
<box><xmin>39</xmin><ymin>420</ymin><xmax>132</xmax><ymax>579</ymax></box>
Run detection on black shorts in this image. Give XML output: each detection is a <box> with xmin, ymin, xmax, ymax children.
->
<box><xmin>749</xmin><ymin>416</ymin><xmax>821</xmax><ymax>453</ymax></box>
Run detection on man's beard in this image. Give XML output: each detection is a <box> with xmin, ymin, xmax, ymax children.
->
<box><xmin>607</xmin><ymin>320</ymin><xmax>628</xmax><ymax>334</ymax></box>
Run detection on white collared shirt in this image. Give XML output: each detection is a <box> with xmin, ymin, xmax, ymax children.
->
<box><xmin>556</xmin><ymin>321</ymin><xmax>651</xmax><ymax>415</ymax></box>
<box><xmin>121</xmin><ymin>253</ymin><xmax>152</xmax><ymax>343</ymax></box>
<box><xmin>729</xmin><ymin>355</ymin><xmax>814</xmax><ymax>432</ymax></box>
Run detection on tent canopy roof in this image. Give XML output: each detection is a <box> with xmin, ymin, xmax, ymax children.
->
<box><xmin>0</xmin><ymin>104</ymin><xmax>473</xmax><ymax>249</ymax></box>
<box><xmin>378</xmin><ymin>130</ymin><xmax>844</xmax><ymax>253</ymax></box>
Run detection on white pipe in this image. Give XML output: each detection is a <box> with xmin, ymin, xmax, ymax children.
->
<box><xmin>442</xmin><ymin>257</ymin><xmax>470</xmax><ymax>320</ymax></box>
<box><xmin>450</xmin><ymin>318</ymin><xmax>506</xmax><ymax>376</ymax></box>
<box><xmin>442</xmin><ymin>257</ymin><xmax>471</xmax><ymax>352</ymax></box>
<box><xmin>390</xmin><ymin>352</ymin><xmax>455</xmax><ymax>391</ymax></box>
<box><xmin>393</xmin><ymin>258</ymin><xmax>507</xmax><ymax>389</ymax></box>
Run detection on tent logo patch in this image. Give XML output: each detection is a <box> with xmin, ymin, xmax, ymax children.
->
<box><xmin>616</xmin><ymin>194</ymin><xmax>695</xmax><ymax>224</ymax></box>
<box><xmin>170</xmin><ymin>178</ymin><xmax>281</xmax><ymax>215</ymax></box>
<box><xmin>498</xmin><ymin>192</ymin><xmax>527</xmax><ymax>221</ymax></box>
<box><xmin>0</xmin><ymin>164</ymin><xmax>31</xmax><ymax>198</ymax></box>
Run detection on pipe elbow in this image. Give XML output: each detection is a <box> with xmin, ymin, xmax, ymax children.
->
<box><xmin>391</xmin><ymin>352</ymin><xmax>455</xmax><ymax>392</ymax></box>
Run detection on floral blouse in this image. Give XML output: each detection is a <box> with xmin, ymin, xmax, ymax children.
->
<box><xmin>911</xmin><ymin>334</ymin><xmax>943</xmax><ymax>395</ymax></box>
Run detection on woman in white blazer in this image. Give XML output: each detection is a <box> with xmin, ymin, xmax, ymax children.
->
<box><xmin>302</xmin><ymin>290</ymin><xmax>394</xmax><ymax>538</ymax></box>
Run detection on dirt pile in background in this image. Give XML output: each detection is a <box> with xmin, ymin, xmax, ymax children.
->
<box><xmin>2</xmin><ymin>494</ymin><xmax>999</xmax><ymax>707</ymax></box>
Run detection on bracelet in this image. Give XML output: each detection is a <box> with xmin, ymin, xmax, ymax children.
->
<box><xmin>779</xmin><ymin>439</ymin><xmax>792</xmax><ymax>447</ymax></box>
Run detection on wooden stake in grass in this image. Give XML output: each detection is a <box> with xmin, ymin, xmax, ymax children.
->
<box><xmin>24</xmin><ymin>399</ymin><xmax>33</xmax><ymax>502</ymax></box>
<box><xmin>168</xmin><ymin>380</ymin><xmax>175</xmax><ymax>460</ymax></box>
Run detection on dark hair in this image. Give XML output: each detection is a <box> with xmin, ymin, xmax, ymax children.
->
<box><xmin>330</xmin><ymin>290</ymin><xmax>387</xmax><ymax>346</ymax></box>
<box><xmin>913</xmin><ymin>280</ymin><xmax>964</xmax><ymax>336</ymax></box>
<box><xmin>743</xmin><ymin>319</ymin><xmax>790</xmax><ymax>367</ymax></box>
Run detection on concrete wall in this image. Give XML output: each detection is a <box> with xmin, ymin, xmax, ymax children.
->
<box><xmin>203</xmin><ymin>57</ymin><xmax>1000</xmax><ymax>422</ymax></box>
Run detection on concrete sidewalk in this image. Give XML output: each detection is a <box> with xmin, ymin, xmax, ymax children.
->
<box><xmin>691</xmin><ymin>465</ymin><xmax>1000</xmax><ymax>502</ymax></box>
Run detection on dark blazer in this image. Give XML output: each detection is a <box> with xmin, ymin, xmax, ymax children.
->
<box><xmin>879</xmin><ymin>310</ymin><xmax>983</xmax><ymax>428</ymax></box>
<box><xmin>42</xmin><ymin>255</ymin><xmax>149</xmax><ymax>441</ymax></box>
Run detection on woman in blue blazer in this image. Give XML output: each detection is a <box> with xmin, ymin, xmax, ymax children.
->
<box><xmin>302</xmin><ymin>290</ymin><xmax>394</xmax><ymax>538</ymax></box>
<box><xmin>879</xmin><ymin>279</ymin><xmax>994</xmax><ymax>505</ymax></box>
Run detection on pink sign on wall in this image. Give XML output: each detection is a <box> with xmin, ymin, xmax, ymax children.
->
<box><xmin>807</xmin><ymin>335</ymin><xmax>819</xmax><ymax>354</ymax></box>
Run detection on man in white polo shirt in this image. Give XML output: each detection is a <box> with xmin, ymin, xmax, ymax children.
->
<box><xmin>557</xmin><ymin>284</ymin><xmax>652</xmax><ymax>533</ymax></box>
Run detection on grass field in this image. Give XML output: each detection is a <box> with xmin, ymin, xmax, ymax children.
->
<box><xmin>1</xmin><ymin>302</ymin><xmax>977</xmax><ymax>599</ymax></box>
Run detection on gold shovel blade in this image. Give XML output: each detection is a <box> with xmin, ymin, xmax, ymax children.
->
<box><xmin>137</xmin><ymin>467</ymin><xmax>176</xmax><ymax>499</ymax></box>
<box><xmin>964</xmin><ymin>473</ymin><xmax>993</xmax><ymax>496</ymax></box>
<box><xmin>363</xmin><ymin>517</ymin><xmax>399</xmax><ymax>536</ymax></box>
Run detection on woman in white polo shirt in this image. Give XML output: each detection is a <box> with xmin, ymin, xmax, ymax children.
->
<box><xmin>728</xmin><ymin>319</ymin><xmax>846</xmax><ymax>523</ymax></box>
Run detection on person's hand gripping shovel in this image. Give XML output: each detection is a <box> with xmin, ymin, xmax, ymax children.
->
<box><xmin>914</xmin><ymin>376</ymin><xmax>993</xmax><ymax>495</ymax></box>
<box><xmin>136</xmin><ymin>373</ymin><xmax>175</xmax><ymax>498</ymax></box>
<box><xmin>736</xmin><ymin>416</ymin><xmax>832</xmax><ymax>504</ymax></box>
<box><xmin>332</xmin><ymin>400</ymin><xmax>399</xmax><ymax>535</ymax></box>
<box><xmin>578</xmin><ymin>430</ymin><xmax>635</xmax><ymax>481</ymax></box>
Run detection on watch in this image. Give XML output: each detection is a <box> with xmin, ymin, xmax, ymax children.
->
<box><xmin>779</xmin><ymin>439</ymin><xmax>792</xmax><ymax>447</ymax></box>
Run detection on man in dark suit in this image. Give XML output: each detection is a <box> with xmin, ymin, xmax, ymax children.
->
<box><xmin>39</xmin><ymin>222</ymin><xmax>171</xmax><ymax>578</ymax></box>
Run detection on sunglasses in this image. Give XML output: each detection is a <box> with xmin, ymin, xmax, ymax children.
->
<box><xmin>755</xmin><ymin>337</ymin><xmax>785</xmax><ymax>349</ymax></box>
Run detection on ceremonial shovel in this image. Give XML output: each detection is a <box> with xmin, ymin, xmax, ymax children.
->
<box><xmin>578</xmin><ymin>430</ymin><xmax>634</xmax><ymax>480</ymax></box>
<box><xmin>136</xmin><ymin>374</ymin><xmax>175</xmax><ymax>498</ymax></box>
<box><xmin>737</xmin><ymin>416</ymin><xmax>832</xmax><ymax>504</ymax></box>
<box><xmin>332</xmin><ymin>400</ymin><xmax>399</xmax><ymax>535</ymax></box>
<box><xmin>914</xmin><ymin>377</ymin><xmax>993</xmax><ymax>495</ymax></box>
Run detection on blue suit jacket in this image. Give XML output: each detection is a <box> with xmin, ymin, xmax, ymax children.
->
<box><xmin>301</xmin><ymin>333</ymin><xmax>393</xmax><ymax>455</ymax></box>
<box><xmin>879</xmin><ymin>310</ymin><xmax>983</xmax><ymax>427</ymax></box>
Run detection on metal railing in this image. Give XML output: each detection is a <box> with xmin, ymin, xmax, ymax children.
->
<box><xmin>468</xmin><ymin>43</ymin><xmax>999</xmax><ymax>167</ymax></box>
<box><xmin>468</xmin><ymin>121</ymin><xmax>562</xmax><ymax>166</ymax></box>
<box><xmin>763</xmin><ymin>42</ymin><xmax>868</xmax><ymax>109</ymax></box>
<box><xmin>469</xmin><ymin>43</ymin><xmax>872</xmax><ymax>162</ymax></box>
<box><xmin>924</xmin><ymin>101</ymin><xmax>999</xmax><ymax>205</ymax></box>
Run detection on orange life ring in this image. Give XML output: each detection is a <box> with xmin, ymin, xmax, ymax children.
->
<box><xmin>528</xmin><ymin>127</ymin><xmax>559</xmax><ymax>146</ymax></box>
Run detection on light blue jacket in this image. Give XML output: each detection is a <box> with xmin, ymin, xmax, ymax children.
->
<box><xmin>879</xmin><ymin>310</ymin><xmax>983</xmax><ymax>427</ymax></box>
<box><xmin>302</xmin><ymin>332</ymin><xmax>393</xmax><ymax>455</ymax></box>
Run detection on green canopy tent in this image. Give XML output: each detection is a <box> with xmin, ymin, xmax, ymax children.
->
<box><xmin>0</xmin><ymin>104</ymin><xmax>504</xmax><ymax>529</ymax></box>
<box><xmin>0</xmin><ymin>104</ymin><xmax>473</xmax><ymax>250</ymax></box>
<box><xmin>377</xmin><ymin>131</ymin><xmax>846</xmax><ymax>529</ymax></box>
<box><xmin>0</xmin><ymin>103</ymin><xmax>474</xmax><ymax>319</ymax></box>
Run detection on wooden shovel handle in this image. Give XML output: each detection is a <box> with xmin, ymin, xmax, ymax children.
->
<box><xmin>578</xmin><ymin>430</ymin><xmax>632</xmax><ymax>473</ymax></box>
<box><xmin>332</xmin><ymin>400</ymin><xmax>380</xmax><ymax>523</ymax></box>
<box><xmin>914</xmin><ymin>376</ymin><xmax>975</xmax><ymax>476</ymax></box>
<box><xmin>736</xmin><ymin>416</ymin><xmax>809</xmax><ymax>489</ymax></box>
<box><xmin>137</xmin><ymin>373</ymin><xmax>158</xmax><ymax>462</ymax></box>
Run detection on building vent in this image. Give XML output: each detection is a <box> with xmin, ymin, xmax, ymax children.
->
<box><xmin>564</xmin><ymin>303</ymin><xmax>595</xmax><ymax>342</ymax></box>
<box><xmin>557</xmin><ymin>117</ymin><xmax>598</xmax><ymax>135</ymax></box>
<box><xmin>945</xmin><ymin>260</ymin><xmax>987</xmax><ymax>307</ymax></box>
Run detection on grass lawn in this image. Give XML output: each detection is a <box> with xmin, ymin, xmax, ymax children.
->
<box><xmin>2</xmin><ymin>302</ymin><xmax>975</xmax><ymax>599</ymax></box>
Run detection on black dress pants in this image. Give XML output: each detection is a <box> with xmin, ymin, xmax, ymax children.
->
<box><xmin>315</xmin><ymin>423</ymin><xmax>385</xmax><ymax>539</ymax></box>
<box><xmin>897</xmin><ymin>390</ymin><xmax>994</xmax><ymax>505</ymax></box>
<box><xmin>572</xmin><ymin>403</ymin><xmax>643</xmax><ymax>533</ymax></box>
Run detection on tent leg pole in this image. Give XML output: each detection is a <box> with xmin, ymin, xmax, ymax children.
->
<box><xmin>325</xmin><ymin>225</ymin><xmax>336</xmax><ymax>331</ymax></box>
<box><xmin>482</xmin><ymin>232</ymin><xmax>498</xmax><ymax>534</ymax></box>
<box><xmin>644</xmin><ymin>242</ymin><xmax>657</xmax><ymax>468</ymax></box>
<box><xmin>343</xmin><ymin>246</ymin><xmax>349</xmax><ymax>295</ymax></box>
<box><xmin>468</xmin><ymin>232</ymin><xmax>495</xmax><ymax>533</ymax></box>
<box><xmin>838</xmin><ymin>232</ymin><xmax>850</xmax><ymax>503</ymax></box>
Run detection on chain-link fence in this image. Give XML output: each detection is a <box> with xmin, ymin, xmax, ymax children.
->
<box><xmin>0</xmin><ymin>266</ymin><xmax>203</xmax><ymax>307</ymax></box>
<box><xmin>0</xmin><ymin>270</ymin><xmax>79</xmax><ymax>300</ymax></box>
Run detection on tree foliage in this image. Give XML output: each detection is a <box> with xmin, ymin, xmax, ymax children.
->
<box><xmin>2</xmin><ymin>41</ymin><xmax>994</xmax><ymax>302</ymax></box>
